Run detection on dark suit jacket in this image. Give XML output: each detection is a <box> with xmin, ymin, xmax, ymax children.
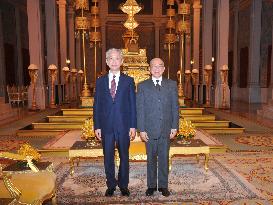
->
<box><xmin>137</xmin><ymin>78</ymin><xmax>179</xmax><ymax>139</ymax></box>
<box><xmin>93</xmin><ymin>73</ymin><xmax>137</xmax><ymax>135</ymax></box>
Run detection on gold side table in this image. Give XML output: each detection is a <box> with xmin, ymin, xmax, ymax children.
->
<box><xmin>69</xmin><ymin>141</ymin><xmax>103</xmax><ymax>175</ymax></box>
<box><xmin>170</xmin><ymin>139</ymin><xmax>210</xmax><ymax>171</ymax></box>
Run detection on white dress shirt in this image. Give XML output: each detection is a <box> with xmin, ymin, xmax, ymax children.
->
<box><xmin>108</xmin><ymin>71</ymin><xmax>120</xmax><ymax>92</ymax></box>
<box><xmin>152</xmin><ymin>76</ymin><xmax>162</xmax><ymax>86</ymax></box>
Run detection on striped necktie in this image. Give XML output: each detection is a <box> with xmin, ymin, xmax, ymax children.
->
<box><xmin>110</xmin><ymin>75</ymin><xmax>116</xmax><ymax>99</ymax></box>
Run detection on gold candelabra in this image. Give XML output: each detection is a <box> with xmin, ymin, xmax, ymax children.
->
<box><xmin>89</xmin><ymin>0</ymin><xmax>101</xmax><ymax>82</ymax></box>
<box><xmin>192</xmin><ymin>68</ymin><xmax>199</xmax><ymax>102</ymax></box>
<box><xmin>78</xmin><ymin>69</ymin><xmax>84</xmax><ymax>96</ymax></box>
<box><xmin>165</xmin><ymin>0</ymin><xmax>191</xmax><ymax>106</ymax></box>
<box><xmin>28</xmin><ymin>64</ymin><xmax>39</xmax><ymax>111</ymax></box>
<box><xmin>48</xmin><ymin>64</ymin><xmax>58</xmax><ymax>108</ymax></box>
<box><xmin>220</xmin><ymin>65</ymin><xmax>229</xmax><ymax>109</ymax></box>
<box><xmin>71</xmin><ymin>68</ymin><xmax>78</xmax><ymax>101</ymax></box>
<box><xmin>75</xmin><ymin>0</ymin><xmax>91</xmax><ymax>98</ymax></box>
<box><xmin>184</xmin><ymin>69</ymin><xmax>191</xmax><ymax>99</ymax></box>
<box><xmin>62</xmin><ymin>66</ymin><xmax>70</xmax><ymax>103</ymax></box>
<box><xmin>176</xmin><ymin>1</ymin><xmax>191</xmax><ymax>98</ymax></box>
<box><xmin>204</xmin><ymin>64</ymin><xmax>212</xmax><ymax>107</ymax></box>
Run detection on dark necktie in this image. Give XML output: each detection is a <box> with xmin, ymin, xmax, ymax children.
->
<box><xmin>110</xmin><ymin>75</ymin><xmax>116</xmax><ymax>99</ymax></box>
<box><xmin>155</xmin><ymin>80</ymin><xmax>160</xmax><ymax>91</ymax></box>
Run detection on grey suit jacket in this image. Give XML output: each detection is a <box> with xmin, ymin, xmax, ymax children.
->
<box><xmin>136</xmin><ymin>78</ymin><xmax>179</xmax><ymax>139</ymax></box>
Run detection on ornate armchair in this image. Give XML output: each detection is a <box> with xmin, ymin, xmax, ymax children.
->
<box><xmin>0</xmin><ymin>152</ymin><xmax>57</xmax><ymax>205</ymax></box>
<box><xmin>6</xmin><ymin>86</ymin><xmax>28</xmax><ymax>107</ymax></box>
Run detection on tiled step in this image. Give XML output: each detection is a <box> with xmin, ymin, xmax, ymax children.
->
<box><xmin>179</xmin><ymin>108</ymin><xmax>204</xmax><ymax>115</ymax></box>
<box><xmin>48</xmin><ymin>116</ymin><xmax>89</xmax><ymax>123</ymax></box>
<box><xmin>182</xmin><ymin>115</ymin><xmax>216</xmax><ymax>121</ymax></box>
<box><xmin>62</xmin><ymin>108</ymin><xmax>93</xmax><ymax>116</ymax></box>
<box><xmin>204</xmin><ymin>127</ymin><xmax>245</xmax><ymax>134</ymax></box>
<box><xmin>16</xmin><ymin>129</ymin><xmax>65</xmax><ymax>137</ymax></box>
<box><xmin>32</xmin><ymin>122</ymin><xmax>83</xmax><ymax>130</ymax></box>
<box><xmin>192</xmin><ymin>120</ymin><xmax>230</xmax><ymax>128</ymax></box>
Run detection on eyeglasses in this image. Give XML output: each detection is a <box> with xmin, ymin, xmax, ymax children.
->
<box><xmin>107</xmin><ymin>57</ymin><xmax>122</xmax><ymax>61</ymax></box>
<box><xmin>151</xmin><ymin>65</ymin><xmax>164</xmax><ymax>69</ymax></box>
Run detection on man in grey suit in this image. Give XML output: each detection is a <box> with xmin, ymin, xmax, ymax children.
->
<box><xmin>137</xmin><ymin>58</ymin><xmax>179</xmax><ymax>197</ymax></box>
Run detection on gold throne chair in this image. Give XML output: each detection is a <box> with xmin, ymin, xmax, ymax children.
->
<box><xmin>0</xmin><ymin>152</ymin><xmax>57</xmax><ymax>205</ymax></box>
<box><xmin>121</xmin><ymin>30</ymin><xmax>150</xmax><ymax>87</ymax></box>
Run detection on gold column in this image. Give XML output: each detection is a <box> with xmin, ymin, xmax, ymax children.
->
<box><xmin>48</xmin><ymin>64</ymin><xmax>58</xmax><ymax>108</ymax></box>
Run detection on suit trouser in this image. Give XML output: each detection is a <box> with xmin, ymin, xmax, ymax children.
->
<box><xmin>102</xmin><ymin>132</ymin><xmax>130</xmax><ymax>189</ymax></box>
<box><xmin>146</xmin><ymin>136</ymin><xmax>170</xmax><ymax>189</ymax></box>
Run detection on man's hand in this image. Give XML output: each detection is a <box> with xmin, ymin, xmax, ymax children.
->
<box><xmin>140</xmin><ymin>131</ymin><xmax>149</xmax><ymax>142</ymax></box>
<box><xmin>170</xmin><ymin>129</ymin><xmax>177</xmax><ymax>139</ymax></box>
<box><xmin>95</xmin><ymin>129</ymin><xmax>102</xmax><ymax>141</ymax></box>
<box><xmin>129</xmin><ymin>128</ymin><xmax>136</xmax><ymax>141</ymax></box>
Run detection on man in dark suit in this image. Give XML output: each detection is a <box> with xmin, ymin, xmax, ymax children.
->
<box><xmin>137</xmin><ymin>58</ymin><xmax>179</xmax><ymax>197</ymax></box>
<box><xmin>93</xmin><ymin>48</ymin><xmax>137</xmax><ymax>197</ymax></box>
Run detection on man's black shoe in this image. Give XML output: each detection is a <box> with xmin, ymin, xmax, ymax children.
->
<box><xmin>158</xmin><ymin>188</ymin><xmax>170</xmax><ymax>197</ymax></box>
<box><xmin>105</xmin><ymin>188</ymin><xmax>116</xmax><ymax>197</ymax></box>
<box><xmin>120</xmin><ymin>187</ymin><xmax>130</xmax><ymax>196</ymax></box>
<box><xmin>145</xmin><ymin>188</ymin><xmax>156</xmax><ymax>196</ymax></box>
